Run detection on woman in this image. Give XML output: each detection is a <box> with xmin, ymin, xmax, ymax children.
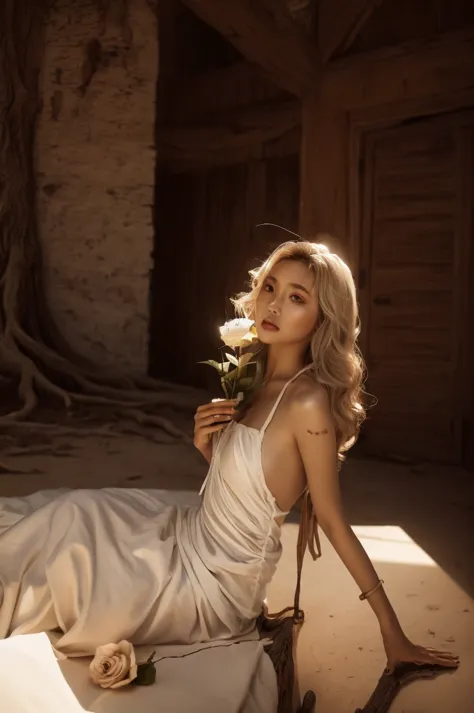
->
<box><xmin>195</xmin><ymin>239</ymin><xmax>459</xmax><ymax>675</ymax></box>
<box><xmin>0</xmin><ymin>239</ymin><xmax>459</xmax><ymax>679</ymax></box>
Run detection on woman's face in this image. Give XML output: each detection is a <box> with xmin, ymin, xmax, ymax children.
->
<box><xmin>255</xmin><ymin>259</ymin><xmax>319</xmax><ymax>346</ymax></box>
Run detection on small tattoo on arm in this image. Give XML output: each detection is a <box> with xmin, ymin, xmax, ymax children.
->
<box><xmin>307</xmin><ymin>428</ymin><xmax>329</xmax><ymax>436</ymax></box>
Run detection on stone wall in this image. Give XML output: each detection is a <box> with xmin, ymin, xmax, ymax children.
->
<box><xmin>36</xmin><ymin>0</ymin><xmax>158</xmax><ymax>372</ymax></box>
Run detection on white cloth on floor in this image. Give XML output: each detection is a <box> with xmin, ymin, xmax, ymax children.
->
<box><xmin>0</xmin><ymin>632</ymin><xmax>277</xmax><ymax>713</ymax></box>
<box><xmin>0</xmin><ymin>633</ymin><xmax>88</xmax><ymax>713</ymax></box>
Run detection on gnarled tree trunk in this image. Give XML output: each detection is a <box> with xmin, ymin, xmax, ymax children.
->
<box><xmin>0</xmin><ymin>0</ymin><xmax>198</xmax><ymax>444</ymax></box>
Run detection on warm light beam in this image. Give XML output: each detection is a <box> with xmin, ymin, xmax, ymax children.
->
<box><xmin>351</xmin><ymin>525</ymin><xmax>437</xmax><ymax>566</ymax></box>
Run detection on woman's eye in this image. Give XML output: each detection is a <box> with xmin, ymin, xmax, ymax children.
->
<box><xmin>263</xmin><ymin>283</ymin><xmax>274</xmax><ymax>292</ymax></box>
<box><xmin>290</xmin><ymin>294</ymin><xmax>304</xmax><ymax>304</ymax></box>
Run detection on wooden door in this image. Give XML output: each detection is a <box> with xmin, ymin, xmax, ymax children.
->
<box><xmin>358</xmin><ymin>111</ymin><xmax>474</xmax><ymax>463</ymax></box>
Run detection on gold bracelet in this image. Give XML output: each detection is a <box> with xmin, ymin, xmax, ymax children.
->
<box><xmin>359</xmin><ymin>579</ymin><xmax>384</xmax><ymax>601</ymax></box>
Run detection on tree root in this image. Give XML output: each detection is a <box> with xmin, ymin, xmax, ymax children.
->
<box><xmin>0</xmin><ymin>420</ymin><xmax>121</xmax><ymax>439</ymax></box>
<box><xmin>111</xmin><ymin>421</ymin><xmax>182</xmax><ymax>444</ymax></box>
<box><xmin>115</xmin><ymin>408</ymin><xmax>194</xmax><ymax>444</ymax></box>
<box><xmin>0</xmin><ymin>323</ymin><xmax>201</xmax><ymax>443</ymax></box>
<box><xmin>0</xmin><ymin>461</ymin><xmax>43</xmax><ymax>475</ymax></box>
<box><xmin>14</xmin><ymin>325</ymin><xmax>203</xmax><ymax>407</ymax></box>
<box><xmin>2</xmin><ymin>443</ymin><xmax>76</xmax><ymax>457</ymax></box>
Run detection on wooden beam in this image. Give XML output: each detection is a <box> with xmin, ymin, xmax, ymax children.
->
<box><xmin>323</xmin><ymin>29</ymin><xmax>474</xmax><ymax>110</ymax></box>
<box><xmin>179</xmin><ymin>0</ymin><xmax>322</xmax><ymax>98</ymax></box>
<box><xmin>318</xmin><ymin>0</ymin><xmax>381</xmax><ymax>63</ymax></box>
<box><xmin>349</xmin><ymin>87</ymin><xmax>474</xmax><ymax>132</ymax></box>
<box><xmin>158</xmin><ymin>99</ymin><xmax>300</xmax><ymax>170</ymax></box>
<box><xmin>299</xmin><ymin>96</ymin><xmax>349</xmax><ymax>257</ymax></box>
<box><xmin>159</xmin><ymin>127</ymin><xmax>301</xmax><ymax>173</ymax></box>
<box><xmin>166</xmin><ymin>61</ymin><xmax>287</xmax><ymax>124</ymax></box>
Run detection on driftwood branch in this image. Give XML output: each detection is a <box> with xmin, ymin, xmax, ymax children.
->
<box><xmin>354</xmin><ymin>662</ymin><xmax>458</xmax><ymax>713</ymax></box>
<box><xmin>294</xmin><ymin>661</ymin><xmax>458</xmax><ymax>713</ymax></box>
<box><xmin>298</xmin><ymin>691</ymin><xmax>316</xmax><ymax>712</ymax></box>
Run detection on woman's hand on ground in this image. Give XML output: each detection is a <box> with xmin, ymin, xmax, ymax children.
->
<box><xmin>193</xmin><ymin>399</ymin><xmax>238</xmax><ymax>462</ymax></box>
<box><xmin>382</xmin><ymin>630</ymin><xmax>460</xmax><ymax>673</ymax></box>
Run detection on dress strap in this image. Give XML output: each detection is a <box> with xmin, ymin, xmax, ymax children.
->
<box><xmin>260</xmin><ymin>364</ymin><xmax>313</xmax><ymax>435</ymax></box>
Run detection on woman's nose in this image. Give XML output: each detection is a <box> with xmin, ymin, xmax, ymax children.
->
<box><xmin>269</xmin><ymin>301</ymin><xmax>280</xmax><ymax>315</ymax></box>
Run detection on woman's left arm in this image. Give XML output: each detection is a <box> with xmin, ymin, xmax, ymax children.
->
<box><xmin>292</xmin><ymin>391</ymin><xmax>460</xmax><ymax>672</ymax></box>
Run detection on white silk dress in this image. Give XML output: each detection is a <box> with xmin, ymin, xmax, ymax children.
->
<box><xmin>0</xmin><ymin>366</ymin><xmax>312</xmax><ymax>656</ymax></box>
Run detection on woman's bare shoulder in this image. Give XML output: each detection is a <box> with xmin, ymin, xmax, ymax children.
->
<box><xmin>287</xmin><ymin>373</ymin><xmax>331</xmax><ymax>419</ymax></box>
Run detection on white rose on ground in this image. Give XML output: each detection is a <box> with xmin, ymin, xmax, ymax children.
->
<box><xmin>219</xmin><ymin>318</ymin><xmax>257</xmax><ymax>349</ymax></box>
<box><xmin>89</xmin><ymin>640</ymin><xmax>137</xmax><ymax>689</ymax></box>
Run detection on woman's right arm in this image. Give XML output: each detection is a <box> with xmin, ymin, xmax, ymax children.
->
<box><xmin>193</xmin><ymin>399</ymin><xmax>238</xmax><ymax>463</ymax></box>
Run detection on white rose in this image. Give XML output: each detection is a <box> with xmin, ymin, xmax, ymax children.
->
<box><xmin>89</xmin><ymin>640</ymin><xmax>137</xmax><ymax>689</ymax></box>
<box><xmin>219</xmin><ymin>318</ymin><xmax>257</xmax><ymax>349</ymax></box>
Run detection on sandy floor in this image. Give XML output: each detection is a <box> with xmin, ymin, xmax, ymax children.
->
<box><xmin>0</xmin><ymin>431</ymin><xmax>472</xmax><ymax>713</ymax></box>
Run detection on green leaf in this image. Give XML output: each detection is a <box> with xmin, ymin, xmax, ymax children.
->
<box><xmin>225</xmin><ymin>352</ymin><xmax>239</xmax><ymax>367</ymax></box>
<box><xmin>198</xmin><ymin>360</ymin><xmax>231</xmax><ymax>375</ymax></box>
<box><xmin>238</xmin><ymin>352</ymin><xmax>255</xmax><ymax>369</ymax></box>
<box><xmin>223</xmin><ymin>362</ymin><xmax>261</xmax><ymax>386</ymax></box>
<box><xmin>222</xmin><ymin>369</ymin><xmax>239</xmax><ymax>383</ymax></box>
<box><xmin>236</xmin><ymin>377</ymin><xmax>254</xmax><ymax>390</ymax></box>
<box><xmin>198</xmin><ymin>359</ymin><xmax>222</xmax><ymax>371</ymax></box>
<box><xmin>133</xmin><ymin>662</ymin><xmax>156</xmax><ymax>686</ymax></box>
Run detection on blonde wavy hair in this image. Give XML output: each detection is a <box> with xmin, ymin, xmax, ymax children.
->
<box><xmin>233</xmin><ymin>239</ymin><xmax>367</xmax><ymax>460</ymax></box>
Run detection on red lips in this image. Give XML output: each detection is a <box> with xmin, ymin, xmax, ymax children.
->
<box><xmin>261</xmin><ymin>319</ymin><xmax>279</xmax><ymax>331</ymax></box>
